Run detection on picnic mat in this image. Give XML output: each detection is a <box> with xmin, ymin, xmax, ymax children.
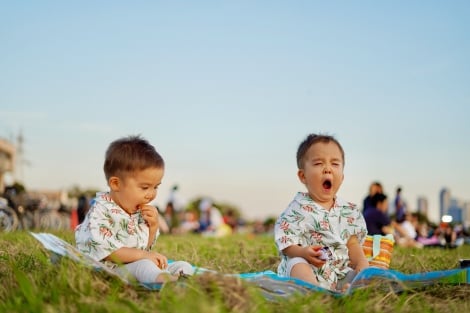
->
<box><xmin>30</xmin><ymin>232</ymin><xmax>470</xmax><ymax>298</ymax></box>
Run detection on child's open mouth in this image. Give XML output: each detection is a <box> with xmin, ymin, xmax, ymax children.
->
<box><xmin>323</xmin><ymin>179</ymin><xmax>332</xmax><ymax>190</ymax></box>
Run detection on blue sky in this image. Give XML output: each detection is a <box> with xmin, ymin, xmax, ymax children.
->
<box><xmin>1</xmin><ymin>1</ymin><xmax>469</xmax><ymax>223</ymax></box>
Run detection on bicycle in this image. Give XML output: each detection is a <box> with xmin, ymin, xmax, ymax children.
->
<box><xmin>0</xmin><ymin>197</ymin><xmax>19</xmax><ymax>231</ymax></box>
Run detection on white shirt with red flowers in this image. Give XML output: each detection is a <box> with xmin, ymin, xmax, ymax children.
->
<box><xmin>274</xmin><ymin>192</ymin><xmax>367</xmax><ymax>290</ymax></box>
<box><xmin>75</xmin><ymin>192</ymin><xmax>158</xmax><ymax>264</ymax></box>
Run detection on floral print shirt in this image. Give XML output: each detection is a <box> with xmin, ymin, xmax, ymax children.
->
<box><xmin>75</xmin><ymin>192</ymin><xmax>158</xmax><ymax>263</ymax></box>
<box><xmin>274</xmin><ymin>192</ymin><xmax>367</xmax><ymax>290</ymax></box>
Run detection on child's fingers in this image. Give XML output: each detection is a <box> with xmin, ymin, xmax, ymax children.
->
<box><xmin>140</xmin><ymin>205</ymin><xmax>154</xmax><ymax>215</ymax></box>
<box><xmin>140</xmin><ymin>206</ymin><xmax>158</xmax><ymax>219</ymax></box>
<box><xmin>157</xmin><ymin>255</ymin><xmax>168</xmax><ymax>269</ymax></box>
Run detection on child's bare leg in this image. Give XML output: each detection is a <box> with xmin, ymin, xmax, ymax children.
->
<box><xmin>290</xmin><ymin>263</ymin><xmax>319</xmax><ymax>285</ymax></box>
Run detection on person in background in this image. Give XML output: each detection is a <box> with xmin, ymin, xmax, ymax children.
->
<box><xmin>169</xmin><ymin>184</ymin><xmax>186</xmax><ymax>212</ymax></box>
<box><xmin>394</xmin><ymin>187</ymin><xmax>406</xmax><ymax>223</ymax></box>
<box><xmin>362</xmin><ymin>181</ymin><xmax>383</xmax><ymax>214</ymax></box>
<box><xmin>222</xmin><ymin>209</ymin><xmax>238</xmax><ymax>232</ymax></box>
<box><xmin>178</xmin><ymin>210</ymin><xmax>200</xmax><ymax>234</ymax></box>
<box><xmin>75</xmin><ymin>135</ymin><xmax>194</xmax><ymax>284</ymax></box>
<box><xmin>443</xmin><ymin>223</ymin><xmax>458</xmax><ymax>248</ymax></box>
<box><xmin>394</xmin><ymin>213</ymin><xmax>423</xmax><ymax>248</ymax></box>
<box><xmin>416</xmin><ymin>221</ymin><xmax>441</xmax><ymax>247</ymax></box>
<box><xmin>274</xmin><ymin>133</ymin><xmax>369</xmax><ymax>292</ymax></box>
<box><xmin>162</xmin><ymin>201</ymin><xmax>179</xmax><ymax>234</ymax></box>
<box><xmin>198</xmin><ymin>198</ymin><xmax>231</xmax><ymax>236</ymax></box>
<box><xmin>160</xmin><ymin>184</ymin><xmax>186</xmax><ymax>234</ymax></box>
<box><xmin>364</xmin><ymin>193</ymin><xmax>394</xmax><ymax>236</ymax></box>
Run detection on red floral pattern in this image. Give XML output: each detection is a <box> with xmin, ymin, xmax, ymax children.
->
<box><xmin>75</xmin><ymin>192</ymin><xmax>157</xmax><ymax>263</ymax></box>
<box><xmin>274</xmin><ymin>192</ymin><xmax>367</xmax><ymax>291</ymax></box>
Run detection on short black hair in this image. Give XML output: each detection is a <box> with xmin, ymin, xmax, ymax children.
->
<box><xmin>371</xmin><ymin>193</ymin><xmax>387</xmax><ymax>207</ymax></box>
<box><xmin>103</xmin><ymin>135</ymin><xmax>164</xmax><ymax>180</ymax></box>
<box><xmin>296</xmin><ymin>133</ymin><xmax>345</xmax><ymax>169</ymax></box>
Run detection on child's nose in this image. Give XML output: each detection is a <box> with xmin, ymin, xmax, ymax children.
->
<box><xmin>146</xmin><ymin>189</ymin><xmax>157</xmax><ymax>200</ymax></box>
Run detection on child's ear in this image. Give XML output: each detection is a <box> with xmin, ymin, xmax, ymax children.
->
<box><xmin>108</xmin><ymin>176</ymin><xmax>120</xmax><ymax>191</ymax></box>
<box><xmin>297</xmin><ymin>169</ymin><xmax>306</xmax><ymax>184</ymax></box>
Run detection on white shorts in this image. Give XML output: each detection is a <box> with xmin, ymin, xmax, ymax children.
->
<box><xmin>286</xmin><ymin>257</ymin><xmax>313</xmax><ymax>276</ymax></box>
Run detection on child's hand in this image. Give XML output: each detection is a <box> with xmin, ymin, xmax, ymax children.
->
<box><xmin>140</xmin><ymin>205</ymin><xmax>159</xmax><ymax>229</ymax></box>
<box><xmin>304</xmin><ymin>245</ymin><xmax>327</xmax><ymax>267</ymax></box>
<box><xmin>146</xmin><ymin>251</ymin><xmax>168</xmax><ymax>269</ymax></box>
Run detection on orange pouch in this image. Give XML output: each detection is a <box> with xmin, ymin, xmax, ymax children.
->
<box><xmin>362</xmin><ymin>234</ymin><xmax>394</xmax><ymax>269</ymax></box>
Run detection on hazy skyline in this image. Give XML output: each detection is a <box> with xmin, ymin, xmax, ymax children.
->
<box><xmin>2</xmin><ymin>1</ymin><xmax>470</xmax><ymax>223</ymax></box>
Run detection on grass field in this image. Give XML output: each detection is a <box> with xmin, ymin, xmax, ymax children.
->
<box><xmin>1</xmin><ymin>230</ymin><xmax>469</xmax><ymax>313</ymax></box>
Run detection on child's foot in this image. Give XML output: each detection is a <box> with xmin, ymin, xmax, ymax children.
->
<box><xmin>170</xmin><ymin>261</ymin><xmax>195</xmax><ymax>277</ymax></box>
<box><xmin>340</xmin><ymin>283</ymin><xmax>350</xmax><ymax>293</ymax></box>
<box><xmin>178</xmin><ymin>271</ymin><xmax>191</xmax><ymax>279</ymax></box>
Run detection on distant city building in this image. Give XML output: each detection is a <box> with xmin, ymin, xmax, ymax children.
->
<box><xmin>439</xmin><ymin>188</ymin><xmax>451</xmax><ymax>219</ymax></box>
<box><xmin>439</xmin><ymin>187</ymin><xmax>469</xmax><ymax>225</ymax></box>
<box><xmin>463</xmin><ymin>202</ymin><xmax>470</xmax><ymax>227</ymax></box>
<box><xmin>448</xmin><ymin>200</ymin><xmax>462</xmax><ymax>224</ymax></box>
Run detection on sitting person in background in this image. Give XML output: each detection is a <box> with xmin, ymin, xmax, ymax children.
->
<box><xmin>364</xmin><ymin>193</ymin><xmax>394</xmax><ymax>236</ymax></box>
<box><xmin>198</xmin><ymin>198</ymin><xmax>232</xmax><ymax>237</ymax></box>
<box><xmin>416</xmin><ymin>221</ymin><xmax>441</xmax><ymax>247</ymax></box>
<box><xmin>178</xmin><ymin>210</ymin><xmax>200</xmax><ymax>234</ymax></box>
<box><xmin>364</xmin><ymin>194</ymin><xmax>423</xmax><ymax>248</ymax></box>
<box><xmin>362</xmin><ymin>181</ymin><xmax>383</xmax><ymax>214</ymax></box>
<box><xmin>443</xmin><ymin>224</ymin><xmax>458</xmax><ymax>248</ymax></box>
<box><xmin>394</xmin><ymin>213</ymin><xmax>423</xmax><ymax>248</ymax></box>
